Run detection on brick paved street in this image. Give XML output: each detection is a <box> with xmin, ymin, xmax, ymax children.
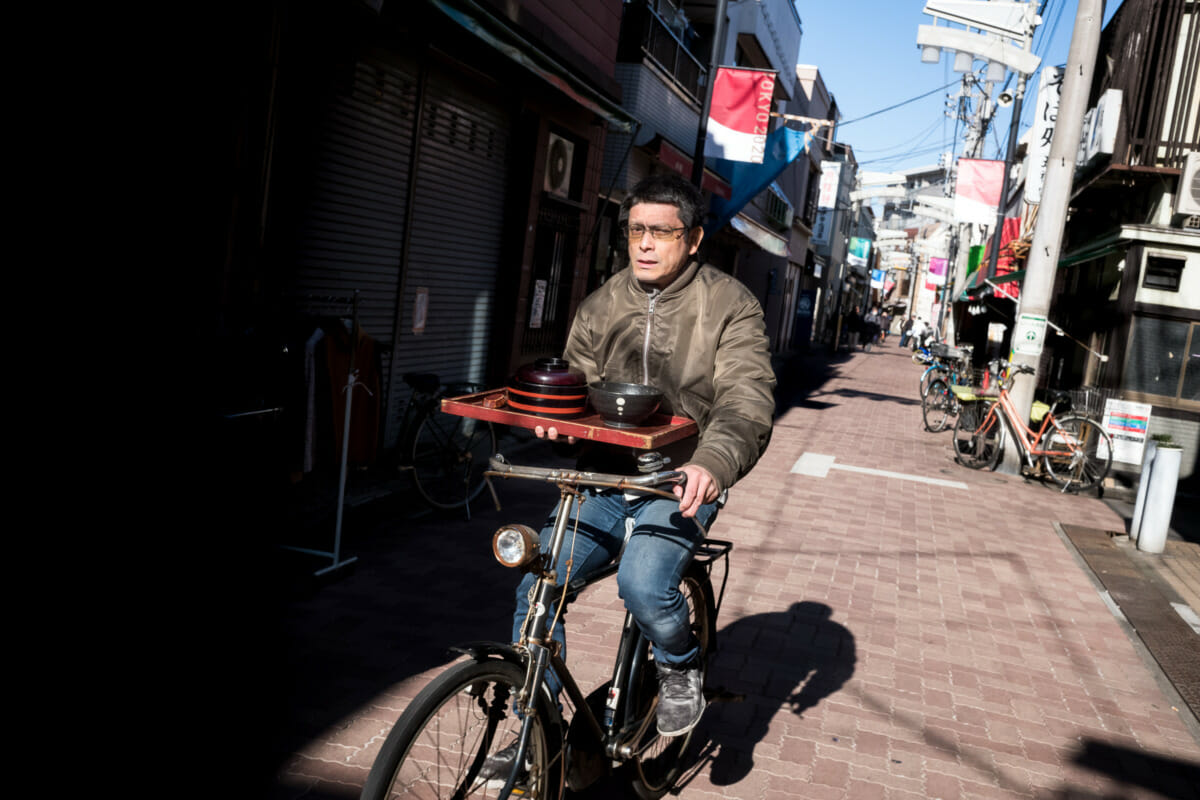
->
<box><xmin>261</xmin><ymin>339</ymin><xmax>1200</xmax><ymax>800</ymax></box>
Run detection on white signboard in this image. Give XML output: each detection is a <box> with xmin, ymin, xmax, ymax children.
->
<box><xmin>1101</xmin><ymin>398</ymin><xmax>1153</xmax><ymax>464</ymax></box>
<box><xmin>817</xmin><ymin>161</ymin><xmax>842</xmax><ymax>209</ymax></box>
<box><xmin>1012</xmin><ymin>313</ymin><xmax>1048</xmax><ymax>356</ymax></box>
<box><xmin>529</xmin><ymin>279</ymin><xmax>547</xmax><ymax>329</ymax></box>
<box><xmin>1078</xmin><ymin>89</ymin><xmax>1123</xmax><ymax>165</ymax></box>
<box><xmin>1024</xmin><ymin>65</ymin><xmax>1064</xmax><ymax>205</ymax></box>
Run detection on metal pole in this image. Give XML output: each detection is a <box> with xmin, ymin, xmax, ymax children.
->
<box><xmin>691</xmin><ymin>0</ymin><xmax>729</xmax><ymax>187</ymax></box>
<box><xmin>1000</xmin><ymin>0</ymin><xmax>1105</xmax><ymax>476</ymax></box>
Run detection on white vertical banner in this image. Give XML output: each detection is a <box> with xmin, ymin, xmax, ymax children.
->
<box><xmin>1024</xmin><ymin>65</ymin><xmax>1064</xmax><ymax>205</ymax></box>
<box><xmin>817</xmin><ymin>161</ymin><xmax>842</xmax><ymax>209</ymax></box>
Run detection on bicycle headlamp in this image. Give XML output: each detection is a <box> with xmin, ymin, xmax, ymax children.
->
<box><xmin>492</xmin><ymin>524</ymin><xmax>540</xmax><ymax>570</ymax></box>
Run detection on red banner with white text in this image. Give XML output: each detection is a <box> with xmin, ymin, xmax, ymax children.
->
<box><xmin>705</xmin><ymin>67</ymin><xmax>777</xmax><ymax>164</ymax></box>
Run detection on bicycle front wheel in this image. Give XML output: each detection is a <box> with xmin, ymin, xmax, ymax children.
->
<box><xmin>1040</xmin><ymin>415</ymin><xmax>1113</xmax><ymax>493</ymax></box>
<box><xmin>360</xmin><ymin>659</ymin><xmax>561</xmax><ymax>800</ymax></box>
<box><xmin>921</xmin><ymin>379</ymin><xmax>957</xmax><ymax>433</ymax></box>
<box><xmin>623</xmin><ymin>563</ymin><xmax>716</xmax><ymax>800</ymax></box>
<box><xmin>411</xmin><ymin>409</ymin><xmax>496</xmax><ymax>510</ymax></box>
<box><xmin>952</xmin><ymin>401</ymin><xmax>1002</xmax><ymax>469</ymax></box>
<box><xmin>920</xmin><ymin>366</ymin><xmax>948</xmax><ymax>397</ymax></box>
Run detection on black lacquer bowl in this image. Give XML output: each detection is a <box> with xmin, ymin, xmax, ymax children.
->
<box><xmin>588</xmin><ymin>381</ymin><xmax>663</xmax><ymax>428</ymax></box>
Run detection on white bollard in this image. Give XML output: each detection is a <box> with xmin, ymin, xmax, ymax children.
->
<box><xmin>1135</xmin><ymin>444</ymin><xmax>1182</xmax><ymax>554</ymax></box>
<box><xmin>1130</xmin><ymin>439</ymin><xmax>1159</xmax><ymax>544</ymax></box>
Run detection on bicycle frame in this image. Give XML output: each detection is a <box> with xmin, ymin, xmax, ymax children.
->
<box><xmin>968</xmin><ymin>382</ymin><xmax>1086</xmax><ymax>469</ymax></box>
<box><xmin>473</xmin><ymin>456</ymin><xmax>732</xmax><ymax>799</ymax></box>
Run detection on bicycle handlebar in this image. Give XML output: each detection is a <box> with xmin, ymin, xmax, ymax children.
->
<box><xmin>486</xmin><ymin>454</ymin><xmax>686</xmax><ymax>497</ymax></box>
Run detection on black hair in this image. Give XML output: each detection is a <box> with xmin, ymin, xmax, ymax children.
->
<box><xmin>618</xmin><ymin>172</ymin><xmax>705</xmax><ymax>230</ymax></box>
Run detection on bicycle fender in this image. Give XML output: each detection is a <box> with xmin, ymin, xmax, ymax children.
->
<box><xmin>447</xmin><ymin>641</ymin><xmax>564</xmax><ymax>716</ymax></box>
<box><xmin>447</xmin><ymin>641</ymin><xmax>525</xmax><ymax>666</ymax></box>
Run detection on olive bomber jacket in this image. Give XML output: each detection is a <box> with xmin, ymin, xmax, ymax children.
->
<box><xmin>563</xmin><ymin>259</ymin><xmax>776</xmax><ymax>493</ymax></box>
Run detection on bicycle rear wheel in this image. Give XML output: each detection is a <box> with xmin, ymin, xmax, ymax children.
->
<box><xmin>360</xmin><ymin>659</ymin><xmax>561</xmax><ymax>800</ymax></box>
<box><xmin>1040</xmin><ymin>415</ymin><xmax>1113</xmax><ymax>493</ymax></box>
<box><xmin>411</xmin><ymin>408</ymin><xmax>496</xmax><ymax>510</ymax></box>
<box><xmin>623</xmin><ymin>563</ymin><xmax>715</xmax><ymax>800</ymax></box>
<box><xmin>921</xmin><ymin>378</ymin><xmax>957</xmax><ymax>432</ymax></box>
<box><xmin>952</xmin><ymin>401</ymin><xmax>1002</xmax><ymax>469</ymax></box>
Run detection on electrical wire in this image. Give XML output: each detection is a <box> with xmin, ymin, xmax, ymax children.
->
<box><xmin>839</xmin><ymin>79</ymin><xmax>961</xmax><ymax>127</ymax></box>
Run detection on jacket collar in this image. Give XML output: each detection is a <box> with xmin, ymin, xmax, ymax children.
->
<box><xmin>627</xmin><ymin>259</ymin><xmax>702</xmax><ymax>299</ymax></box>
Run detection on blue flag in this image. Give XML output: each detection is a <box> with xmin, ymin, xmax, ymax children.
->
<box><xmin>706</xmin><ymin>126</ymin><xmax>814</xmax><ymax>235</ymax></box>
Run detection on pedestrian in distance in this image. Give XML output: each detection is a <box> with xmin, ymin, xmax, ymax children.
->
<box><xmin>899</xmin><ymin>315</ymin><xmax>913</xmax><ymax>348</ymax></box>
<box><xmin>500</xmin><ymin>173</ymin><xmax>776</xmax><ymax>764</ymax></box>
<box><xmin>863</xmin><ymin>306</ymin><xmax>881</xmax><ymax>348</ymax></box>
<box><xmin>909</xmin><ymin>317</ymin><xmax>927</xmax><ymax>351</ymax></box>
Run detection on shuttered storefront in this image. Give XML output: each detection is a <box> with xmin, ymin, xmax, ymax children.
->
<box><xmin>289</xmin><ymin>51</ymin><xmax>511</xmax><ymax>450</ymax></box>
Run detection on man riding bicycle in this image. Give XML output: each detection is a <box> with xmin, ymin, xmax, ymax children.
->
<box><xmin>486</xmin><ymin>174</ymin><xmax>776</xmax><ymax>779</ymax></box>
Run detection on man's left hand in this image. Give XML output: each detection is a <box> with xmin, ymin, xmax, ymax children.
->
<box><xmin>674</xmin><ymin>464</ymin><xmax>718</xmax><ymax>518</ymax></box>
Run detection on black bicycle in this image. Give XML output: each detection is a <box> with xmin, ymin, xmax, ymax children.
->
<box><xmin>359</xmin><ymin>453</ymin><xmax>731</xmax><ymax>800</ymax></box>
<box><xmin>395</xmin><ymin>373</ymin><xmax>497</xmax><ymax>515</ymax></box>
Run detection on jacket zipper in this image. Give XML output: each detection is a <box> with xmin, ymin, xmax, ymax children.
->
<box><xmin>642</xmin><ymin>289</ymin><xmax>659</xmax><ymax>386</ymax></box>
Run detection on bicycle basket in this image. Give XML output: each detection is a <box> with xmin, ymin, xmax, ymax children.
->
<box><xmin>964</xmin><ymin>367</ymin><xmax>1000</xmax><ymax>396</ymax></box>
<box><xmin>930</xmin><ymin>342</ymin><xmax>956</xmax><ymax>359</ymax></box>
<box><xmin>1068</xmin><ymin>386</ymin><xmax>1112</xmax><ymax>418</ymax></box>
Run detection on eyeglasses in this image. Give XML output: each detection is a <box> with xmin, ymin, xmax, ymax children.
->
<box><xmin>621</xmin><ymin>223</ymin><xmax>688</xmax><ymax>241</ymax></box>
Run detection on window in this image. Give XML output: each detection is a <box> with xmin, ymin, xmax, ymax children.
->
<box><xmin>1122</xmin><ymin>316</ymin><xmax>1199</xmax><ymax>403</ymax></box>
<box><xmin>1143</xmin><ymin>255</ymin><xmax>1184</xmax><ymax>291</ymax></box>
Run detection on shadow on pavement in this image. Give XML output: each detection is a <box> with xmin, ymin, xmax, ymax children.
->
<box><xmin>677</xmin><ymin>601</ymin><xmax>857</xmax><ymax>788</ymax></box>
<box><xmin>1062</xmin><ymin>738</ymin><xmax>1200</xmax><ymax>799</ymax></box>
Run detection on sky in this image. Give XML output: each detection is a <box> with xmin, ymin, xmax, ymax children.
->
<box><xmin>793</xmin><ymin>0</ymin><xmax>1126</xmax><ymax>179</ymax></box>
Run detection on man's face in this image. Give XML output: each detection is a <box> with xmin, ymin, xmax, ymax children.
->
<box><xmin>626</xmin><ymin>202</ymin><xmax>703</xmax><ymax>289</ymax></box>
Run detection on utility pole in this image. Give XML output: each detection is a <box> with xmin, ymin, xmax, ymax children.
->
<box><xmin>1000</xmin><ymin>0</ymin><xmax>1105</xmax><ymax>476</ymax></box>
<box><xmin>691</xmin><ymin>0</ymin><xmax>729</xmax><ymax>187</ymax></box>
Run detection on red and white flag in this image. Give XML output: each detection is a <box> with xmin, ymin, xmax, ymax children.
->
<box><xmin>705</xmin><ymin>67</ymin><xmax>777</xmax><ymax>164</ymax></box>
<box><xmin>953</xmin><ymin>158</ymin><xmax>1005</xmax><ymax>224</ymax></box>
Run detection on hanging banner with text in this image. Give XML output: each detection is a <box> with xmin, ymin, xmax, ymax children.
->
<box><xmin>847</xmin><ymin>236</ymin><xmax>872</xmax><ymax>267</ymax></box>
<box><xmin>705</xmin><ymin>67</ymin><xmax>777</xmax><ymax>163</ymax></box>
<box><xmin>954</xmin><ymin>158</ymin><xmax>1005</xmax><ymax>224</ymax></box>
<box><xmin>926</xmin><ymin>256</ymin><xmax>947</xmax><ymax>288</ymax></box>
<box><xmin>1023</xmin><ymin>65</ymin><xmax>1064</xmax><ymax>205</ymax></box>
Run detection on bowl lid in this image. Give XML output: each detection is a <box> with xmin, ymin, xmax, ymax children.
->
<box><xmin>515</xmin><ymin>357</ymin><xmax>586</xmax><ymax>387</ymax></box>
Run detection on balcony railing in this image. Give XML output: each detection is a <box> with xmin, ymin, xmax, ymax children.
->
<box><xmin>1096</xmin><ymin>0</ymin><xmax>1199</xmax><ymax>169</ymax></box>
<box><xmin>618</xmin><ymin>0</ymin><xmax>707</xmax><ymax>102</ymax></box>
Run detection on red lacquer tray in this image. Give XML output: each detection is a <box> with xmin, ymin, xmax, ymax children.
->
<box><xmin>441</xmin><ymin>389</ymin><xmax>698</xmax><ymax>449</ymax></box>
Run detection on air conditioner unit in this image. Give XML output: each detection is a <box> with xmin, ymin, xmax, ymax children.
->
<box><xmin>544</xmin><ymin>133</ymin><xmax>575</xmax><ymax>199</ymax></box>
<box><xmin>1175</xmin><ymin>151</ymin><xmax>1200</xmax><ymax>216</ymax></box>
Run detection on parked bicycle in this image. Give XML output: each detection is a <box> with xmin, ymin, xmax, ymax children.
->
<box><xmin>920</xmin><ymin>346</ymin><xmax>976</xmax><ymax>432</ymax></box>
<box><xmin>394</xmin><ymin>373</ymin><xmax>497</xmax><ymax>515</ymax></box>
<box><xmin>950</xmin><ymin>361</ymin><xmax>1114</xmax><ymax>493</ymax></box>
<box><xmin>359</xmin><ymin>453</ymin><xmax>731</xmax><ymax>800</ymax></box>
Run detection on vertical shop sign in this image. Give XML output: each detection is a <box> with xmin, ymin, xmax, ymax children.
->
<box><xmin>1024</xmin><ymin>65</ymin><xmax>1064</xmax><ymax>204</ymax></box>
<box><xmin>413</xmin><ymin>287</ymin><xmax>429</xmax><ymax>334</ymax></box>
<box><xmin>529</xmin><ymin>279</ymin><xmax>548</xmax><ymax>329</ymax></box>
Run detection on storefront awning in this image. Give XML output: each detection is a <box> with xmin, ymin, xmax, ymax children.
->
<box><xmin>654</xmin><ymin>137</ymin><xmax>733</xmax><ymax>199</ymax></box>
<box><xmin>960</xmin><ymin>267</ymin><xmax>1024</xmax><ymax>301</ymax></box>
<box><xmin>730</xmin><ymin>214</ymin><xmax>789</xmax><ymax>257</ymax></box>
<box><xmin>429</xmin><ymin>0</ymin><xmax>638</xmax><ymax>132</ymax></box>
<box><xmin>724</xmin><ymin>214</ymin><xmax>792</xmax><ymax>257</ymax></box>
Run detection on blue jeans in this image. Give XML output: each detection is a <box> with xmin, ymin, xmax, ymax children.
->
<box><xmin>511</xmin><ymin>489</ymin><xmax>719</xmax><ymax>696</ymax></box>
